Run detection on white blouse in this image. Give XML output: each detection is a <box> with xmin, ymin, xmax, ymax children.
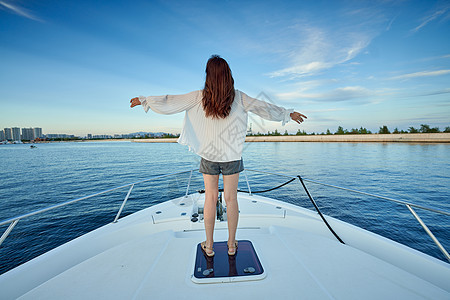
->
<box><xmin>139</xmin><ymin>90</ymin><xmax>293</xmax><ymax>162</ymax></box>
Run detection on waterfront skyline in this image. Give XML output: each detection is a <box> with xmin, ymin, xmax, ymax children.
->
<box><xmin>1</xmin><ymin>0</ymin><xmax>449</xmax><ymax>135</ymax></box>
<box><xmin>0</xmin><ymin>126</ymin><xmax>178</xmax><ymax>141</ymax></box>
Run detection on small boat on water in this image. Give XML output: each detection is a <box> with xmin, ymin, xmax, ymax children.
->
<box><xmin>0</xmin><ymin>169</ymin><xmax>449</xmax><ymax>299</ymax></box>
<box><xmin>30</xmin><ymin>145</ymin><xmax>37</xmax><ymax>148</ymax></box>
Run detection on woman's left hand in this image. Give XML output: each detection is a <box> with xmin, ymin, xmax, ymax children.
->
<box><xmin>130</xmin><ymin>97</ymin><xmax>141</xmax><ymax>108</ymax></box>
<box><xmin>290</xmin><ymin>111</ymin><xmax>307</xmax><ymax>124</ymax></box>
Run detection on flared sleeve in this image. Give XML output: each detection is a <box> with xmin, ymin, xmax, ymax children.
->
<box><xmin>139</xmin><ymin>90</ymin><xmax>202</xmax><ymax>115</ymax></box>
<box><xmin>240</xmin><ymin>91</ymin><xmax>294</xmax><ymax>125</ymax></box>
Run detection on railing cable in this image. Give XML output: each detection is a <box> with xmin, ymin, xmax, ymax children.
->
<box><xmin>297</xmin><ymin>175</ymin><xmax>345</xmax><ymax>244</ymax></box>
<box><xmin>0</xmin><ymin>169</ymin><xmax>197</xmax><ymax>247</ymax></box>
<box><xmin>197</xmin><ymin>177</ymin><xmax>296</xmax><ymax>194</ymax></box>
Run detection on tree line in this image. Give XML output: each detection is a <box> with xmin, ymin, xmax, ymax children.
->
<box><xmin>249</xmin><ymin>124</ymin><xmax>450</xmax><ymax>136</ymax></box>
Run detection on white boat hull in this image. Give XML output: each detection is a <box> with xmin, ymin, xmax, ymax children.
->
<box><xmin>1</xmin><ymin>192</ymin><xmax>449</xmax><ymax>299</ymax></box>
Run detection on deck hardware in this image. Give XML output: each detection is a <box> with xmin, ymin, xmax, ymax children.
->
<box><xmin>156</xmin><ymin>211</ymin><xmax>162</xmax><ymax>214</ymax></box>
<box><xmin>202</xmin><ymin>268</ymin><xmax>214</xmax><ymax>276</ymax></box>
<box><xmin>216</xmin><ymin>193</ymin><xmax>224</xmax><ymax>221</ymax></box>
<box><xmin>191</xmin><ymin>217</ymin><xmax>198</xmax><ymax>222</ymax></box>
<box><xmin>181</xmin><ymin>212</ymin><xmax>186</xmax><ymax>216</ymax></box>
<box><xmin>185</xmin><ymin>169</ymin><xmax>193</xmax><ymax>197</ymax></box>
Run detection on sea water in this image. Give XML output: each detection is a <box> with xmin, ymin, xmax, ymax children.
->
<box><xmin>0</xmin><ymin>141</ymin><xmax>449</xmax><ymax>274</ymax></box>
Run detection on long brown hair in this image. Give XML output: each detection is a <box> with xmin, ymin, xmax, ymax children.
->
<box><xmin>202</xmin><ymin>55</ymin><xmax>235</xmax><ymax>119</ymax></box>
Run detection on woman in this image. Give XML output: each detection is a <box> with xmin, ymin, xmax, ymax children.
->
<box><xmin>130</xmin><ymin>55</ymin><xmax>306</xmax><ymax>257</ymax></box>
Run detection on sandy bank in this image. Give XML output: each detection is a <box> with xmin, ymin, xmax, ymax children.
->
<box><xmin>245</xmin><ymin>133</ymin><xmax>450</xmax><ymax>143</ymax></box>
<box><xmin>132</xmin><ymin>133</ymin><xmax>450</xmax><ymax>143</ymax></box>
<box><xmin>133</xmin><ymin>138</ymin><xmax>179</xmax><ymax>143</ymax></box>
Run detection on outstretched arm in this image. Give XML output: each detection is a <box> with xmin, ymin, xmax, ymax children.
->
<box><xmin>241</xmin><ymin>91</ymin><xmax>307</xmax><ymax>125</ymax></box>
<box><xmin>130</xmin><ymin>90</ymin><xmax>202</xmax><ymax>114</ymax></box>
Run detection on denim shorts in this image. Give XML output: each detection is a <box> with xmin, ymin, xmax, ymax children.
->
<box><xmin>199</xmin><ymin>158</ymin><xmax>244</xmax><ymax>175</ymax></box>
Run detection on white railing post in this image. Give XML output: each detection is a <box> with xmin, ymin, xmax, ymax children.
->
<box><xmin>113</xmin><ymin>184</ymin><xmax>135</xmax><ymax>223</ymax></box>
<box><xmin>0</xmin><ymin>219</ymin><xmax>19</xmax><ymax>247</ymax></box>
<box><xmin>406</xmin><ymin>204</ymin><xmax>450</xmax><ymax>262</ymax></box>
<box><xmin>243</xmin><ymin>169</ymin><xmax>252</xmax><ymax>196</ymax></box>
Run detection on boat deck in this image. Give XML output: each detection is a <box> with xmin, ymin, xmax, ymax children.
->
<box><xmin>2</xmin><ymin>193</ymin><xmax>449</xmax><ymax>299</ymax></box>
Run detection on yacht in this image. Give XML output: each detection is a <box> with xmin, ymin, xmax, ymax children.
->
<box><xmin>0</xmin><ymin>169</ymin><xmax>448</xmax><ymax>299</ymax></box>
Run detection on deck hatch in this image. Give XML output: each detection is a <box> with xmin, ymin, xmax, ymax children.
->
<box><xmin>192</xmin><ymin>240</ymin><xmax>265</xmax><ymax>283</ymax></box>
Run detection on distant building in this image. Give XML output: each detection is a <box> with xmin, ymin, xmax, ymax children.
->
<box><xmin>93</xmin><ymin>135</ymin><xmax>112</xmax><ymax>139</ymax></box>
<box><xmin>45</xmin><ymin>134</ymin><xmax>58</xmax><ymax>139</ymax></box>
<box><xmin>247</xmin><ymin>123</ymin><xmax>253</xmax><ymax>135</ymax></box>
<box><xmin>4</xmin><ymin>128</ymin><xmax>12</xmax><ymax>141</ymax></box>
<box><xmin>33</xmin><ymin>127</ymin><xmax>43</xmax><ymax>139</ymax></box>
<box><xmin>87</xmin><ymin>134</ymin><xmax>92</xmax><ymax>139</ymax></box>
<box><xmin>22</xmin><ymin>128</ymin><xmax>35</xmax><ymax>141</ymax></box>
<box><xmin>46</xmin><ymin>134</ymin><xmax>75</xmax><ymax>139</ymax></box>
<box><xmin>11</xmin><ymin>127</ymin><xmax>21</xmax><ymax>141</ymax></box>
<box><xmin>1</xmin><ymin>127</ymin><xmax>44</xmax><ymax>141</ymax></box>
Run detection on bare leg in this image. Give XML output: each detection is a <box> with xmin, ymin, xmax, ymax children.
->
<box><xmin>223</xmin><ymin>173</ymin><xmax>239</xmax><ymax>248</ymax></box>
<box><xmin>203</xmin><ymin>174</ymin><xmax>219</xmax><ymax>253</ymax></box>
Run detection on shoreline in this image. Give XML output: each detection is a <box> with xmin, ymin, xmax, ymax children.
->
<box><xmin>132</xmin><ymin>133</ymin><xmax>450</xmax><ymax>143</ymax></box>
<box><xmin>5</xmin><ymin>133</ymin><xmax>448</xmax><ymax>145</ymax></box>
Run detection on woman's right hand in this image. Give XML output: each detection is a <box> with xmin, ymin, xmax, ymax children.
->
<box><xmin>290</xmin><ymin>111</ymin><xmax>307</xmax><ymax>124</ymax></box>
<box><xmin>130</xmin><ymin>97</ymin><xmax>141</xmax><ymax>108</ymax></box>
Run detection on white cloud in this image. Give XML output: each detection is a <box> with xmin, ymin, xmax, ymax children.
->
<box><xmin>267</xmin><ymin>21</ymin><xmax>375</xmax><ymax>79</ymax></box>
<box><xmin>0</xmin><ymin>1</ymin><xmax>43</xmax><ymax>22</ymax></box>
<box><xmin>264</xmin><ymin>4</ymin><xmax>394</xmax><ymax>80</ymax></box>
<box><xmin>418</xmin><ymin>88</ymin><xmax>450</xmax><ymax>97</ymax></box>
<box><xmin>390</xmin><ymin>69</ymin><xmax>450</xmax><ymax>80</ymax></box>
<box><xmin>270</xmin><ymin>61</ymin><xmax>330</xmax><ymax>78</ymax></box>
<box><xmin>305</xmin><ymin>108</ymin><xmax>347</xmax><ymax>113</ymax></box>
<box><xmin>291</xmin><ymin>79</ymin><xmax>339</xmax><ymax>92</ymax></box>
<box><xmin>277</xmin><ymin>86</ymin><xmax>375</xmax><ymax>103</ymax></box>
<box><xmin>386</xmin><ymin>15</ymin><xmax>397</xmax><ymax>31</ymax></box>
<box><xmin>412</xmin><ymin>4</ymin><xmax>450</xmax><ymax>33</ymax></box>
<box><xmin>415</xmin><ymin>54</ymin><xmax>450</xmax><ymax>62</ymax></box>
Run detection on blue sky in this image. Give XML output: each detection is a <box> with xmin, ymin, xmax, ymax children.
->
<box><xmin>1</xmin><ymin>0</ymin><xmax>449</xmax><ymax>135</ymax></box>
